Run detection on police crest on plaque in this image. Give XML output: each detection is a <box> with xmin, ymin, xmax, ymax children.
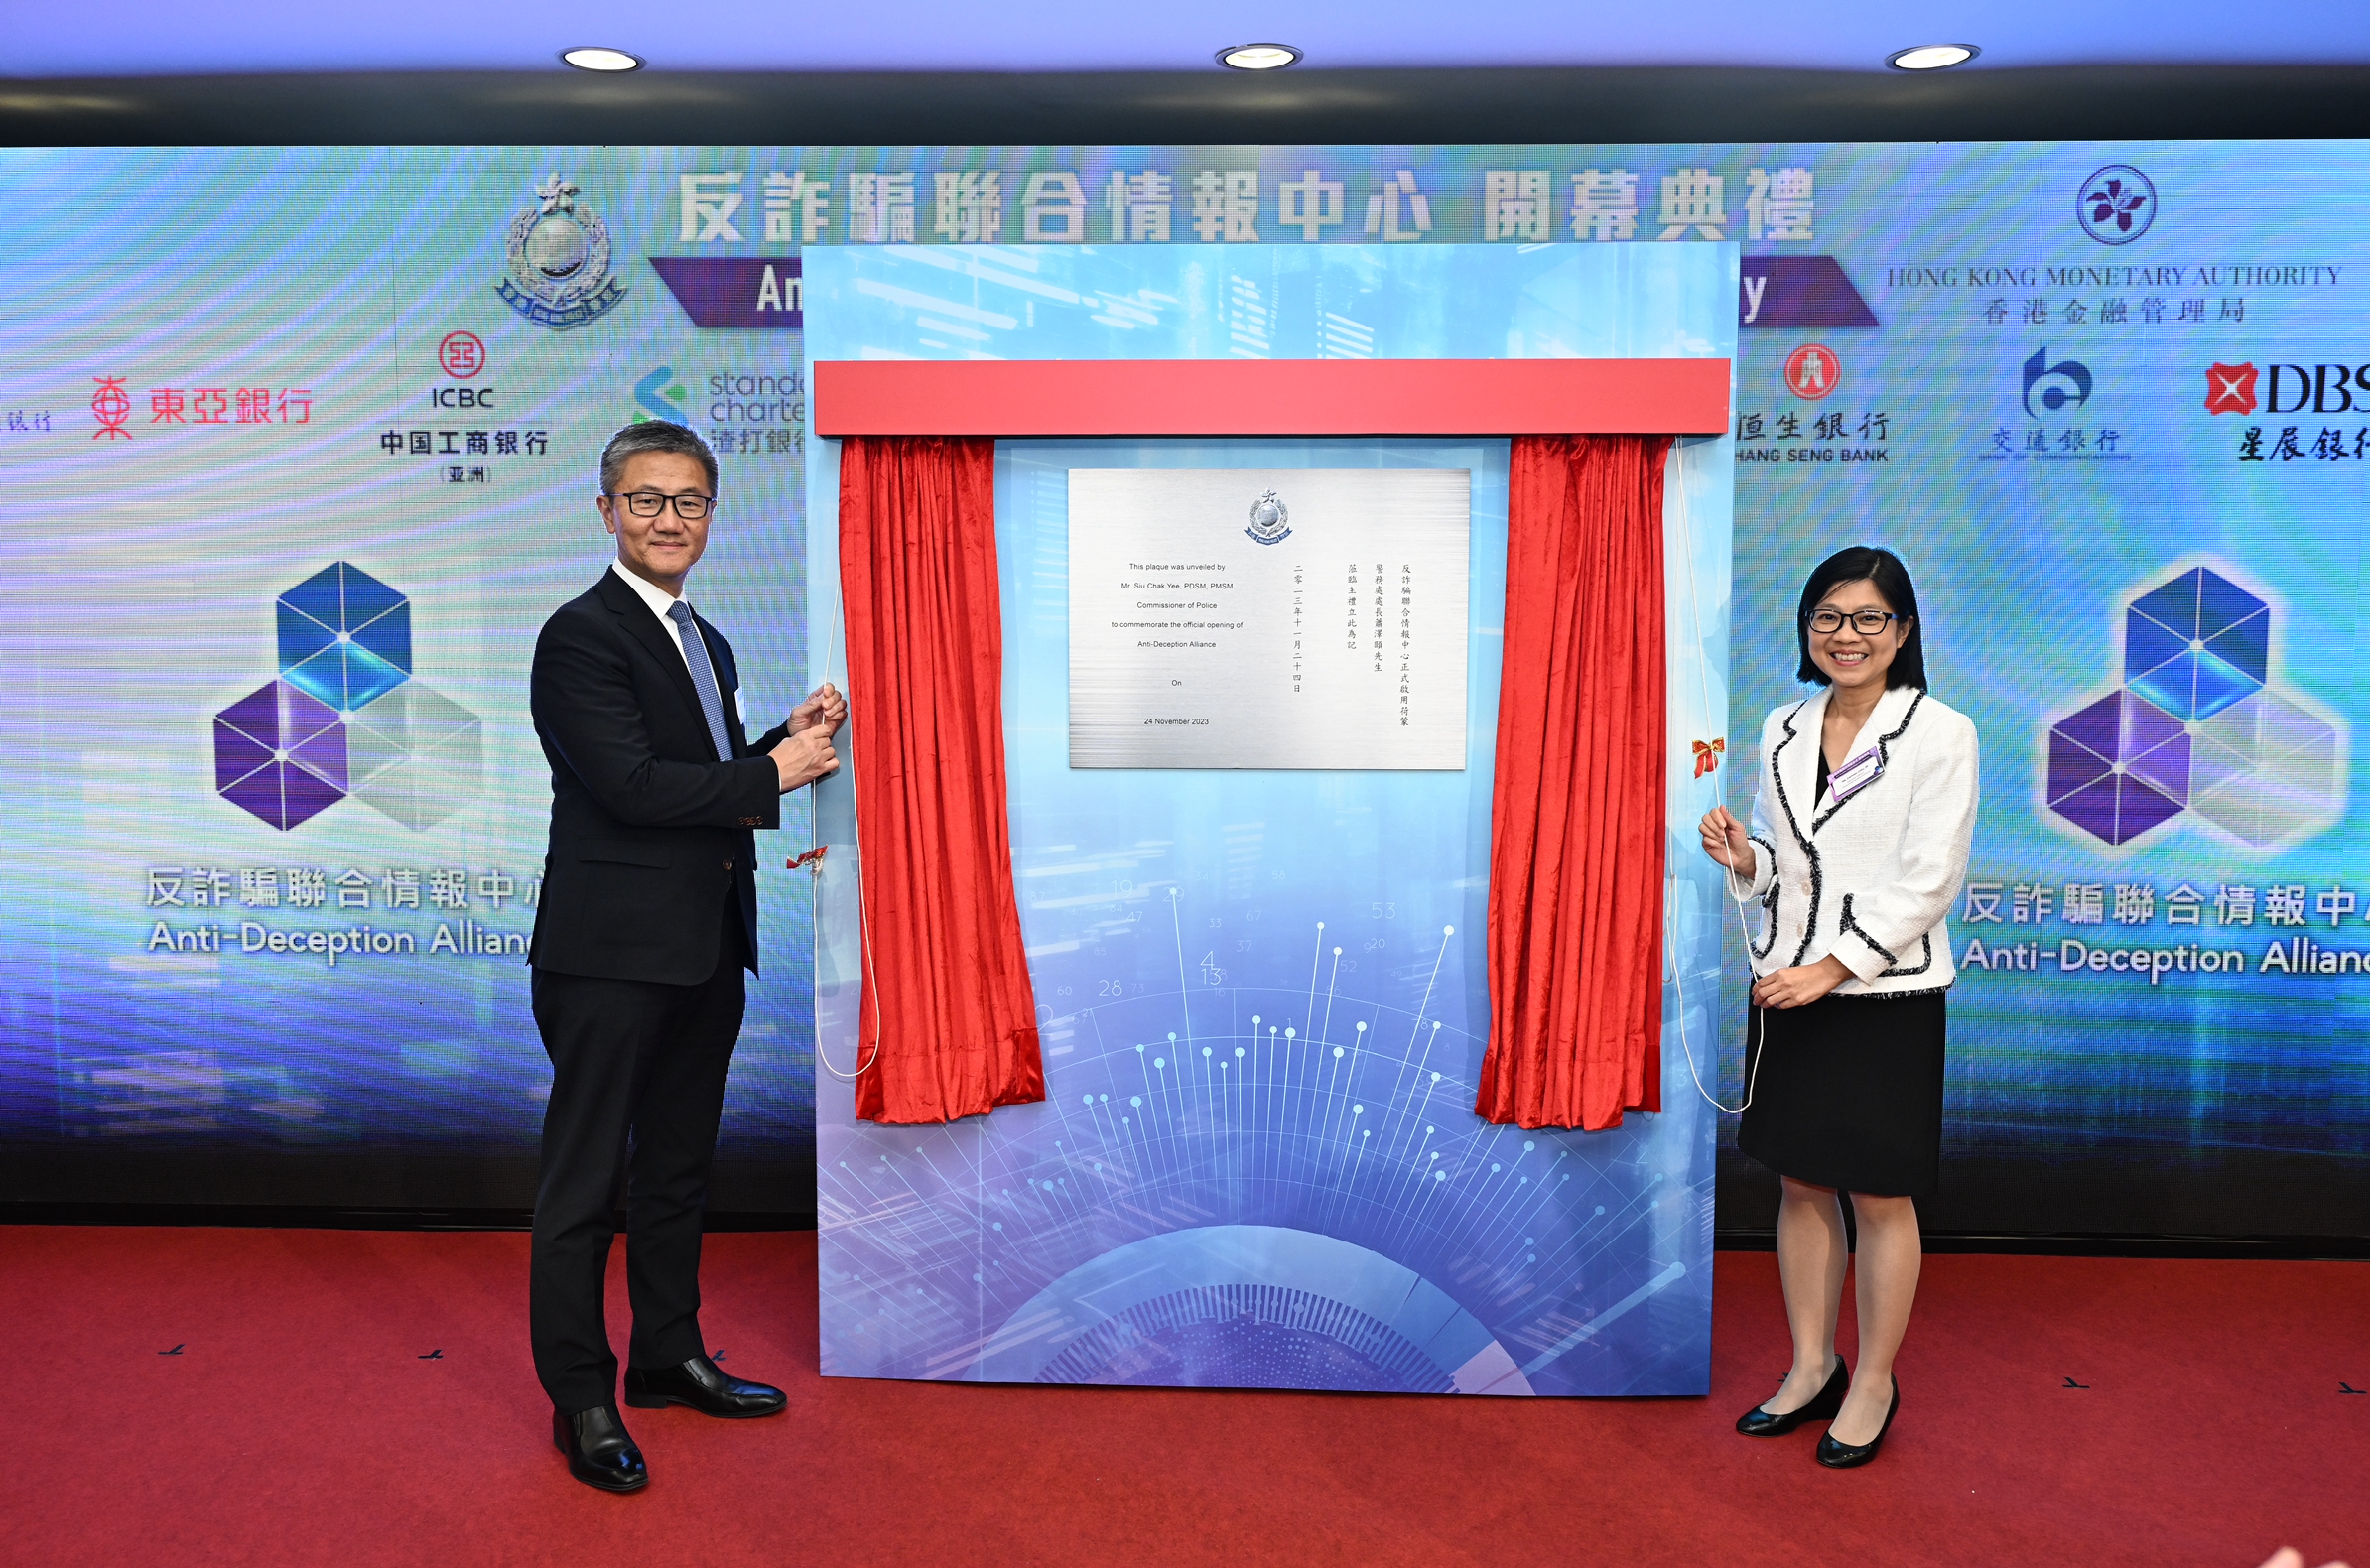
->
<box><xmin>1245</xmin><ymin>488</ymin><xmax>1292</xmax><ymax>546</ymax></box>
<box><xmin>497</xmin><ymin>174</ymin><xmax>627</xmax><ymax>331</ymax></box>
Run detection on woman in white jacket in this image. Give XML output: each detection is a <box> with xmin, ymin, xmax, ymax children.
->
<box><xmin>1698</xmin><ymin>546</ymin><xmax>1978</xmax><ymax>1469</ymax></box>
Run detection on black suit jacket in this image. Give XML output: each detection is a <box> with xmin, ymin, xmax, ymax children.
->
<box><xmin>527</xmin><ymin>570</ymin><xmax>791</xmax><ymax>985</ymax></box>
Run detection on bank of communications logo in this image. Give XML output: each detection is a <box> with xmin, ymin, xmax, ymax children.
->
<box><xmin>2045</xmin><ymin>566</ymin><xmax>2341</xmax><ymax>848</ymax></box>
<box><xmin>211</xmin><ymin>563</ymin><xmax>483</xmax><ymax>831</ymax></box>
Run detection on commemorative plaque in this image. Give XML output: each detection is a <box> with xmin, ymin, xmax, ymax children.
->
<box><xmin>1068</xmin><ymin>468</ymin><xmax>1471</xmax><ymax>769</ymax></box>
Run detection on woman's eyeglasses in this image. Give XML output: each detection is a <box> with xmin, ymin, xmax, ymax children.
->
<box><xmin>1805</xmin><ymin>608</ymin><xmax>1900</xmax><ymax>635</ymax></box>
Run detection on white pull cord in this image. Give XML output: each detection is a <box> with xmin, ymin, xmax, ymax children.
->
<box><xmin>1665</xmin><ymin>439</ymin><xmax>1766</xmax><ymax>1116</ymax></box>
<box><xmin>805</xmin><ymin>565</ymin><xmax>880</xmax><ymax>1083</ymax></box>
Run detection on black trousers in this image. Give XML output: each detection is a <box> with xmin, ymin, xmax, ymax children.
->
<box><xmin>529</xmin><ymin>908</ymin><xmax>746</xmax><ymax>1414</ymax></box>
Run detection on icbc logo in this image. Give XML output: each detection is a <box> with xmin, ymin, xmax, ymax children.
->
<box><xmin>1782</xmin><ymin>343</ymin><xmax>1840</xmax><ymax>400</ymax></box>
<box><xmin>433</xmin><ymin>330</ymin><xmax>496</xmax><ymax>409</ymax></box>
<box><xmin>2205</xmin><ymin>359</ymin><xmax>2369</xmax><ymax>415</ymax></box>
<box><xmin>2204</xmin><ymin>363</ymin><xmax>2257</xmax><ymax>415</ymax></box>
<box><xmin>438</xmin><ymin>331</ymin><xmax>485</xmax><ymax>379</ymax></box>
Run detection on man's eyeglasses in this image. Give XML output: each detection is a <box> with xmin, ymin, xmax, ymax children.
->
<box><xmin>608</xmin><ymin>490</ymin><xmax>717</xmax><ymax>521</ymax></box>
<box><xmin>1805</xmin><ymin>608</ymin><xmax>1901</xmax><ymax>635</ymax></box>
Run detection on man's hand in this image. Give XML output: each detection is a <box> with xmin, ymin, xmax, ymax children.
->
<box><xmin>769</xmin><ymin>729</ymin><xmax>839</xmax><ymax>793</ymax></box>
<box><xmin>1752</xmin><ymin>955</ymin><xmax>1854</xmax><ymax>1010</ymax></box>
<box><xmin>790</xmin><ymin>682</ymin><xmax>847</xmax><ymax>738</ymax></box>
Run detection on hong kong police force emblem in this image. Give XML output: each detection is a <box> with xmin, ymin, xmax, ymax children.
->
<box><xmin>497</xmin><ymin>174</ymin><xmax>626</xmax><ymax>330</ymax></box>
<box><xmin>1245</xmin><ymin>488</ymin><xmax>1292</xmax><ymax>545</ymax></box>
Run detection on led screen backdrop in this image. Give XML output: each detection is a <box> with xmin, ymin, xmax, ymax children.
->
<box><xmin>1</xmin><ymin>142</ymin><xmax>2365</xmax><ymax>1236</ymax></box>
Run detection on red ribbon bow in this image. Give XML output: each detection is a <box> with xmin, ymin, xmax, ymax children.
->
<box><xmin>1691</xmin><ymin>737</ymin><xmax>1725</xmax><ymax>779</ymax></box>
<box><xmin>786</xmin><ymin>847</ymin><xmax>829</xmax><ymax>873</ymax></box>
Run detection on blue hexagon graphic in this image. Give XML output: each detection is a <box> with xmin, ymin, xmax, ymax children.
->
<box><xmin>2123</xmin><ymin>567</ymin><xmax>2267</xmax><ymax>722</ymax></box>
<box><xmin>277</xmin><ymin>562</ymin><xmax>412</xmax><ymax>714</ymax></box>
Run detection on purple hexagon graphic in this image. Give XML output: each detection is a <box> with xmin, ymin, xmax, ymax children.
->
<box><xmin>213</xmin><ymin>680</ymin><xmax>347</xmax><ymax>830</ymax></box>
<box><xmin>2046</xmin><ymin>689</ymin><xmax>2187</xmax><ymax>845</ymax></box>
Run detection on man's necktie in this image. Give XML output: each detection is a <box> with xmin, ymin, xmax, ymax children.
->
<box><xmin>666</xmin><ymin>600</ymin><xmax>736</xmax><ymax>761</ymax></box>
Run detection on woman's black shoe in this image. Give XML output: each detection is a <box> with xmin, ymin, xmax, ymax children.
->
<box><xmin>1815</xmin><ymin>1375</ymin><xmax>1900</xmax><ymax>1468</ymax></box>
<box><xmin>1735</xmin><ymin>1357</ymin><xmax>1848</xmax><ymax>1436</ymax></box>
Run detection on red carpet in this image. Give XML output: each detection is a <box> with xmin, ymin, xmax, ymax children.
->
<box><xmin>4</xmin><ymin>1227</ymin><xmax>2360</xmax><ymax>1567</ymax></box>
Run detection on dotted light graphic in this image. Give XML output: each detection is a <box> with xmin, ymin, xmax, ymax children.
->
<box><xmin>820</xmin><ymin>906</ymin><xmax>1704</xmax><ymax>1396</ymax></box>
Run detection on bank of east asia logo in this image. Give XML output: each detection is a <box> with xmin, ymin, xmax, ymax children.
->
<box><xmin>2043</xmin><ymin>565</ymin><xmax>2341</xmax><ymax>849</ymax></box>
<box><xmin>2077</xmin><ymin>165</ymin><xmax>2156</xmax><ymax>246</ymax></box>
<box><xmin>212</xmin><ymin>563</ymin><xmax>482</xmax><ymax>831</ymax></box>
<box><xmin>497</xmin><ymin>174</ymin><xmax>625</xmax><ymax>330</ymax></box>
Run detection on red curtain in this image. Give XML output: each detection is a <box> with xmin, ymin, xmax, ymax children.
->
<box><xmin>1474</xmin><ymin>434</ymin><xmax>1671</xmax><ymax>1132</ymax></box>
<box><xmin>839</xmin><ymin>436</ymin><xmax>1046</xmax><ymax>1124</ymax></box>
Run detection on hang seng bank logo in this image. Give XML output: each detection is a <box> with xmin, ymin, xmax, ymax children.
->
<box><xmin>212</xmin><ymin>563</ymin><xmax>483</xmax><ymax>831</ymax></box>
<box><xmin>2044</xmin><ymin>566</ymin><xmax>2342</xmax><ymax>849</ymax></box>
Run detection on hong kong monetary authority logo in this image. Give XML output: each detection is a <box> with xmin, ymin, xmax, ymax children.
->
<box><xmin>497</xmin><ymin>174</ymin><xmax>626</xmax><ymax>330</ymax></box>
<box><xmin>1245</xmin><ymin>488</ymin><xmax>1292</xmax><ymax>545</ymax></box>
<box><xmin>2077</xmin><ymin>165</ymin><xmax>2156</xmax><ymax>246</ymax></box>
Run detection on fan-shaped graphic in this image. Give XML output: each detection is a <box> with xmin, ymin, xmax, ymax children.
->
<box><xmin>819</xmin><ymin>922</ymin><xmax>1707</xmax><ymax>1396</ymax></box>
<box><xmin>2123</xmin><ymin>566</ymin><xmax>2267</xmax><ymax>722</ymax></box>
<box><xmin>277</xmin><ymin>562</ymin><xmax>413</xmax><ymax>714</ymax></box>
<box><xmin>977</xmin><ymin>1226</ymin><xmax>1531</xmax><ymax>1393</ymax></box>
<box><xmin>212</xmin><ymin>680</ymin><xmax>347</xmax><ymax>830</ymax></box>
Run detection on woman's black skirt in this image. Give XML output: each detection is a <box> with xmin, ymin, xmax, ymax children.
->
<box><xmin>1736</xmin><ymin>990</ymin><xmax>1947</xmax><ymax>1202</ymax></box>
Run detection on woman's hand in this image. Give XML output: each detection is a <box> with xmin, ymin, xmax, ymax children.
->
<box><xmin>1752</xmin><ymin>955</ymin><xmax>1853</xmax><ymax>1010</ymax></box>
<box><xmin>1697</xmin><ymin>806</ymin><xmax>1755</xmax><ymax>882</ymax></box>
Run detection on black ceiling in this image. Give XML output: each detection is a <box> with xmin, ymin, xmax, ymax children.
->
<box><xmin>3</xmin><ymin>64</ymin><xmax>2367</xmax><ymax>148</ymax></box>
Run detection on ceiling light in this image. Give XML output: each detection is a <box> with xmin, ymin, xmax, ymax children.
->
<box><xmin>560</xmin><ymin>47</ymin><xmax>643</xmax><ymax>72</ymax></box>
<box><xmin>1886</xmin><ymin>44</ymin><xmax>1978</xmax><ymax>70</ymax></box>
<box><xmin>1217</xmin><ymin>43</ymin><xmax>1302</xmax><ymax>70</ymax></box>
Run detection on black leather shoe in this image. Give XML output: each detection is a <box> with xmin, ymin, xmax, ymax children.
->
<box><xmin>1816</xmin><ymin>1375</ymin><xmax>1901</xmax><ymax>1468</ymax></box>
<box><xmin>553</xmin><ymin>1405</ymin><xmax>648</xmax><ymax>1493</ymax></box>
<box><xmin>624</xmin><ymin>1355</ymin><xmax>787</xmax><ymax>1418</ymax></box>
<box><xmin>1736</xmin><ymin>1357</ymin><xmax>1849</xmax><ymax>1437</ymax></box>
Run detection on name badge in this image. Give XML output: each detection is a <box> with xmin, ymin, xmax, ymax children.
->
<box><xmin>1828</xmin><ymin>745</ymin><xmax>1884</xmax><ymax>803</ymax></box>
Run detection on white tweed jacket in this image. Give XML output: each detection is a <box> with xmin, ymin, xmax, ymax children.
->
<box><xmin>1729</xmin><ymin>684</ymin><xmax>1980</xmax><ymax>996</ymax></box>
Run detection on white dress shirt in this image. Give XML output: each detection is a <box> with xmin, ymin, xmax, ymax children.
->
<box><xmin>608</xmin><ymin>560</ymin><xmax>744</xmax><ymax>724</ymax></box>
<box><xmin>609</xmin><ymin>559</ymin><xmax>695</xmax><ymax>671</ymax></box>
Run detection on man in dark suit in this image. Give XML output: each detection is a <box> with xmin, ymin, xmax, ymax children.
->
<box><xmin>527</xmin><ymin>420</ymin><xmax>843</xmax><ymax>1493</ymax></box>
